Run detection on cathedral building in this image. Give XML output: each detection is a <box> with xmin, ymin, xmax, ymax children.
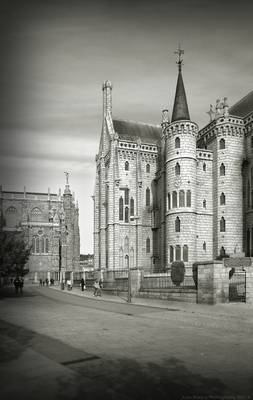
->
<box><xmin>0</xmin><ymin>179</ymin><xmax>80</xmax><ymax>281</ymax></box>
<box><xmin>93</xmin><ymin>54</ymin><xmax>253</xmax><ymax>273</ymax></box>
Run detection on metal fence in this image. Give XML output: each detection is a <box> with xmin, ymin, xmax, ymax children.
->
<box><xmin>140</xmin><ymin>273</ymin><xmax>196</xmax><ymax>290</ymax></box>
<box><xmin>102</xmin><ymin>269</ymin><xmax>129</xmax><ymax>291</ymax></box>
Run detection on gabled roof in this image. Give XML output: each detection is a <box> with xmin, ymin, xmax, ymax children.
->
<box><xmin>229</xmin><ymin>91</ymin><xmax>253</xmax><ymax>117</ymax></box>
<box><xmin>113</xmin><ymin>118</ymin><xmax>162</xmax><ymax>144</ymax></box>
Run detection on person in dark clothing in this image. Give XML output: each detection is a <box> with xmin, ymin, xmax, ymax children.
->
<box><xmin>45</xmin><ymin>278</ymin><xmax>49</xmax><ymax>286</ymax></box>
<box><xmin>80</xmin><ymin>278</ymin><xmax>86</xmax><ymax>291</ymax></box>
<box><xmin>14</xmin><ymin>277</ymin><xmax>20</xmax><ymax>294</ymax></box>
<box><xmin>39</xmin><ymin>279</ymin><xmax>43</xmax><ymax>286</ymax></box>
<box><xmin>19</xmin><ymin>278</ymin><xmax>24</xmax><ymax>294</ymax></box>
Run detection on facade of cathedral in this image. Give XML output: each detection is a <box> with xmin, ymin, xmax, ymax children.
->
<box><xmin>0</xmin><ymin>182</ymin><xmax>80</xmax><ymax>281</ymax></box>
<box><xmin>93</xmin><ymin>60</ymin><xmax>253</xmax><ymax>273</ymax></box>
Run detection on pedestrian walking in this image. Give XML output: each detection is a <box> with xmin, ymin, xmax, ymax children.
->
<box><xmin>42</xmin><ymin>281</ymin><xmax>45</xmax><ymax>286</ymax></box>
<box><xmin>20</xmin><ymin>278</ymin><xmax>24</xmax><ymax>294</ymax></box>
<box><xmin>13</xmin><ymin>277</ymin><xmax>20</xmax><ymax>294</ymax></box>
<box><xmin>45</xmin><ymin>278</ymin><xmax>49</xmax><ymax>286</ymax></box>
<box><xmin>39</xmin><ymin>279</ymin><xmax>43</xmax><ymax>286</ymax></box>
<box><xmin>80</xmin><ymin>278</ymin><xmax>86</xmax><ymax>291</ymax></box>
<box><xmin>93</xmin><ymin>280</ymin><xmax>101</xmax><ymax>297</ymax></box>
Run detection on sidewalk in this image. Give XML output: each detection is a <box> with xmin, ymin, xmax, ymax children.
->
<box><xmin>47</xmin><ymin>283</ymin><xmax>253</xmax><ymax>320</ymax></box>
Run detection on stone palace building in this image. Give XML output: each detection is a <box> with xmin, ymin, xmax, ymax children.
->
<box><xmin>93</xmin><ymin>54</ymin><xmax>253</xmax><ymax>273</ymax></box>
<box><xmin>0</xmin><ymin>179</ymin><xmax>80</xmax><ymax>281</ymax></box>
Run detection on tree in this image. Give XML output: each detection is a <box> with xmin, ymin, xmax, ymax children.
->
<box><xmin>0</xmin><ymin>231</ymin><xmax>31</xmax><ymax>277</ymax></box>
<box><xmin>171</xmin><ymin>261</ymin><xmax>185</xmax><ymax>286</ymax></box>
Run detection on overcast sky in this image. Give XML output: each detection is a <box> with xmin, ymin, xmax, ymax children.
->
<box><xmin>0</xmin><ymin>0</ymin><xmax>252</xmax><ymax>253</ymax></box>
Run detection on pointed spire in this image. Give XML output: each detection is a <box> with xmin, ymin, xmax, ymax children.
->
<box><xmin>171</xmin><ymin>45</ymin><xmax>190</xmax><ymax>122</ymax></box>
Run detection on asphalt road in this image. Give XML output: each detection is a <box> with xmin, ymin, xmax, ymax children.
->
<box><xmin>0</xmin><ymin>285</ymin><xmax>253</xmax><ymax>400</ymax></box>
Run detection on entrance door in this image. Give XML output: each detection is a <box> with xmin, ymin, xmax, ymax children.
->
<box><xmin>229</xmin><ymin>269</ymin><xmax>246</xmax><ymax>302</ymax></box>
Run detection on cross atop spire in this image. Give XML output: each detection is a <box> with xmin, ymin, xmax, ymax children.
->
<box><xmin>174</xmin><ymin>44</ymin><xmax>184</xmax><ymax>71</ymax></box>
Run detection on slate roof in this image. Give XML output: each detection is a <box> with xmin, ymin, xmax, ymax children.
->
<box><xmin>229</xmin><ymin>91</ymin><xmax>253</xmax><ymax>117</ymax></box>
<box><xmin>171</xmin><ymin>69</ymin><xmax>190</xmax><ymax>122</ymax></box>
<box><xmin>113</xmin><ymin>118</ymin><xmax>162</xmax><ymax>144</ymax></box>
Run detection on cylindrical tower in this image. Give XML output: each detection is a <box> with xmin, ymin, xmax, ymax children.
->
<box><xmin>163</xmin><ymin>52</ymin><xmax>198</xmax><ymax>271</ymax></box>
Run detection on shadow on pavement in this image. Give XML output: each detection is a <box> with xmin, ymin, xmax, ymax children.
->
<box><xmin>0</xmin><ymin>318</ymin><xmax>228</xmax><ymax>400</ymax></box>
<box><xmin>0</xmin><ymin>286</ymin><xmax>36</xmax><ymax>299</ymax></box>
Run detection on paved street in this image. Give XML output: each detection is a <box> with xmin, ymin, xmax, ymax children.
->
<box><xmin>0</xmin><ymin>285</ymin><xmax>253</xmax><ymax>400</ymax></box>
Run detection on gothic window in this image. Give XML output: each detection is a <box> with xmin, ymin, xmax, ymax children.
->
<box><xmin>220</xmin><ymin>163</ymin><xmax>225</xmax><ymax>176</ymax></box>
<box><xmin>203</xmin><ymin>199</ymin><xmax>206</xmax><ymax>208</ymax></box>
<box><xmin>35</xmin><ymin>236</ymin><xmax>40</xmax><ymax>253</ymax></box>
<box><xmin>220</xmin><ymin>217</ymin><xmax>226</xmax><ymax>232</ymax></box>
<box><xmin>175</xmin><ymin>137</ymin><xmax>180</xmax><ymax>149</ymax></box>
<box><xmin>251</xmin><ymin>227</ymin><xmax>253</xmax><ymax>257</ymax></box>
<box><xmin>130</xmin><ymin>198</ymin><xmax>134</xmax><ymax>216</ymax></box>
<box><xmin>146</xmin><ymin>164</ymin><xmax>150</xmax><ymax>173</ymax></box>
<box><xmin>119</xmin><ymin>197</ymin><xmax>123</xmax><ymax>221</ymax></box>
<box><xmin>170</xmin><ymin>246</ymin><xmax>174</xmax><ymax>262</ymax></box>
<box><xmin>119</xmin><ymin>247</ymin><xmax>123</xmax><ymax>269</ymax></box>
<box><xmin>220</xmin><ymin>192</ymin><xmax>225</xmax><ymax>205</ymax></box>
<box><xmin>168</xmin><ymin>193</ymin><xmax>171</xmax><ymax>210</ymax></box>
<box><xmin>45</xmin><ymin>237</ymin><xmax>49</xmax><ymax>253</ymax></box>
<box><xmin>247</xmin><ymin>180</ymin><xmax>250</xmax><ymax>208</ymax></box>
<box><xmin>219</xmin><ymin>138</ymin><xmax>225</xmax><ymax>149</ymax></box>
<box><xmin>179</xmin><ymin>190</ymin><xmax>185</xmax><ymax>207</ymax></box>
<box><xmin>203</xmin><ymin>242</ymin><xmax>206</xmax><ymax>251</ymax></box>
<box><xmin>124</xmin><ymin>236</ymin><xmax>129</xmax><ymax>252</ymax></box>
<box><xmin>31</xmin><ymin>207</ymin><xmax>42</xmax><ymax>215</ymax></box>
<box><xmin>175</xmin><ymin>245</ymin><xmax>181</xmax><ymax>261</ymax></box>
<box><xmin>130</xmin><ymin>247</ymin><xmax>134</xmax><ymax>268</ymax></box>
<box><xmin>32</xmin><ymin>237</ymin><xmax>36</xmax><ymax>253</ymax></box>
<box><xmin>146</xmin><ymin>188</ymin><xmax>150</xmax><ymax>207</ymax></box>
<box><xmin>172</xmin><ymin>191</ymin><xmax>177</xmax><ymax>208</ymax></box>
<box><xmin>146</xmin><ymin>238</ymin><xmax>150</xmax><ymax>253</ymax></box>
<box><xmin>186</xmin><ymin>190</ymin><xmax>191</xmax><ymax>207</ymax></box>
<box><xmin>246</xmin><ymin>229</ymin><xmax>250</xmax><ymax>256</ymax></box>
<box><xmin>125</xmin><ymin>188</ymin><xmax>129</xmax><ymax>205</ymax></box>
<box><xmin>125</xmin><ymin>206</ymin><xmax>129</xmax><ymax>223</ymax></box>
<box><xmin>6</xmin><ymin>206</ymin><xmax>17</xmax><ymax>213</ymax></box>
<box><xmin>175</xmin><ymin>217</ymin><xmax>180</xmax><ymax>232</ymax></box>
<box><xmin>125</xmin><ymin>161</ymin><xmax>129</xmax><ymax>171</ymax></box>
<box><xmin>40</xmin><ymin>237</ymin><xmax>45</xmax><ymax>253</ymax></box>
<box><xmin>124</xmin><ymin>254</ymin><xmax>129</xmax><ymax>269</ymax></box>
<box><xmin>175</xmin><ymin>162</ymin><xmax>180</xmax><ymax>176</ymax></box>
<box><xmin>203</xmin><ymin>163</ymin><xmax>206</xmax><ymax>172</ymax></box>
<box><xmin>183</xmin><ymin>245</ymin><xmax>188</xmax><ymax>262</ymax></box>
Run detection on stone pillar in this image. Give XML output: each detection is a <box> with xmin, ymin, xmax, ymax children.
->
<box><xmin>197</xmin><ymin>261</ymin><xmax>229</xmax><ymax>304</ymax></box>
<box><xmin>244</xmin><ymin>266</ymin><xmax>253</xmax><ymax>304</ymax></box>
<box><xmin>34</xmin><ymin>272</ymin><xmax>38</xmax><ymax>283</ymax></box>
<box><xmin>47</xmin><ymin>271</ymin><xmax>50</xmax><ymax>281</ymax></box>
<box><xmin>129</xmin><ymin>268</ymin><xmax>142</xmax><ymax>298</ymax></box>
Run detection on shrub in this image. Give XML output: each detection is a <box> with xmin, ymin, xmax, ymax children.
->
<box><xmin>171</xmin><ymin>261</ymin><xmax>185</xmax><ymax>286</ymax></box>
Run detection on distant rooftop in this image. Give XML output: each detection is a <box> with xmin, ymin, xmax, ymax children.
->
<box><xmin>113</xmin><ymin>118</ymin><xmax>162</xmax><ymax>144</ymax></box>
<box><xmin>229</xmin><ymin>91</ymin><xmax>253</xmax><ymax>118</ymax></box>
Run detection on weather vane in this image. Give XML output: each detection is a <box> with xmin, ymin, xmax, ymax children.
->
<box><xmin>174</xmin><ymin>44</ymin><xmax>184</xmax><ymax>70</ymax></box>
<box><xmin>64</xmin><ymin>171</ymin><xmax>70</xmax><ymax>185</ymax></box>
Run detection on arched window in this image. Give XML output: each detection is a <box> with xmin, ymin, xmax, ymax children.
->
<box><xmin>203</xmin><ymin>163</ymin><xmax>206</xmax><ymax>172</ymax></box>
<box><xmin>35</xmin><ymin>236</ymin><xmax>40</xmax><ymax>253</ymax></box>
<box><xmin>175</xmin><ymin>217</ymin><xmax>180</xmax><ymax>232</ymax></box>
<box><xmin>32</xmin><ymin>237</ymin><xmax>36</xmax><ymax>253</ymax></box>
<box><xmin>45</xmin><ymin>237</ymin><xmax>49</xmax><ymax>253</ymax></box>
<box><xmin>175</xmin><ymin>137</ymin><xmax>180</xmax><ymax>149</ymax></box>
<box><xmin>146</xmin><ymin>164</ymin><xmax>150</xmax><ymax>173</ymax></box>
<box><xmin>6</xmin><ymin>206</ymin><xmax>17</xmax><ymax>214</ymax></box>
<box><xmin>175</xmin><ymin>245</ymin><xmax>181</xmax><ymax>261</ymax></box>
<box><xmin>179</xmin><ymin>190</ymin><xmax>185</xmax><ymax>207</ymax></box>
<box><xmin>246</xmin><ymin>229</ymin><xmax>250</xmax><ymax>256</ymax></box>
<box><xmin>125</xmin><ymin>206</ymin><xmax>129</xmax><ymax>223</ymax></box>
<box><xmin>124</xmin><ymin>255</ymin><xmax>129</xmax><ymax>269</ymax></box>
<box><xmin>220</xmin><ymin>192</ymin><xmax>226</xmax><ymax>205</ymax></box>
<box><xmin>172</xmin><ymin>191</ymin><xmax>177</xmax><ymax>208</ymax></box>
<box><xmin>203</xmin><ymin>199</ymin><xmax>206</xmax><ymax>208</ymax></box>
<box><xmin>119</xmin><ymin>197</ymin><xmax>123</xmax><ymax>220</ymax></box>
<box><xmin>183</xmin><ymin>245</ymin><xmax>188</xmax><ymax>262</ymax></box>
<box><xmin>146</xmin><ymin>238</ymin><xmax>150</xmax><ymax>253</ymax></box>
<box><xmin>125</xmin><ymin>161</ymin><xmax>129</xmax><ymax>171</ymax></box>
<box><xmin>220</xmin><ymin>217</ymin><xmax>226</xmax><ymax>232</ymax></box>
<box><xmin>220</xmin><ymin>163</ymin><xmax>225</xmax><ymax>176</ymax></box>
<box><xmin>130</xmin><ymin>198</ymin><xmax>134</xmax><ymax>216</ymax></box>
<box><xmin>125</xmin><ymin>188</ymin><xmax>129</xmax><ymax>205</ymax></box>
<box><xmin>170</xmin><ymin>246</ymin><xmax>174</xmax><ymax>262</ymax></box>
<box><xmin>31</xmin><ymin>207</ymin><xmax>42</xmax><ymax>215</ymax></box>
<box><xmin>203</xmin><ymin>242</ymin><xmax>206</xmax><ymax>251</ymax></box>
<box><xmin>186</xmin><ymin>190</ymin><xmax>191</xmax><ymax>207</ymax></box>
<box><xmin>219</xmin><ymin>138</ymin><xmax>225</xmax><ymax>149</ymax></box>
<box><xmin>168</xmin><ymin>193</ymin><xmax>171</xmax><ymax>210</ymax></box>
<box><xmin>40</xmin><ymin>237</ymin><xmax>45</xmax><ymax>253</ymax></box>
<box><xmin>146</xmin><ymin>188</ymin><xmax>150</xmax><ymax>207</ymax></box>
<box><xmin>124</xmin><ymin>236</ymin><xmax>129</xmax><ymax>252</ymax></box>
<box><xmin>175</xmin><ymin>162</ymin><xmax>180</xmax><ymax>176</ymax></box>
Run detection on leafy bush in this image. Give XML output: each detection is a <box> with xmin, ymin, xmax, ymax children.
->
<box><xmin>171</xmin><ymin>261</ymin><xmax>185</xmax><ymax>286</ymax></box>
<box><xmin>0</xmin><ymin>231</ymin><xmax>31</xmax><ymax>277</ymax></box>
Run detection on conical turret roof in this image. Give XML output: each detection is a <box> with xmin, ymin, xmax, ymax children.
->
<box><xmin>171</xmin><ymin>64</ymin><xmax>190</xmax><ymax>122</ymax></box>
